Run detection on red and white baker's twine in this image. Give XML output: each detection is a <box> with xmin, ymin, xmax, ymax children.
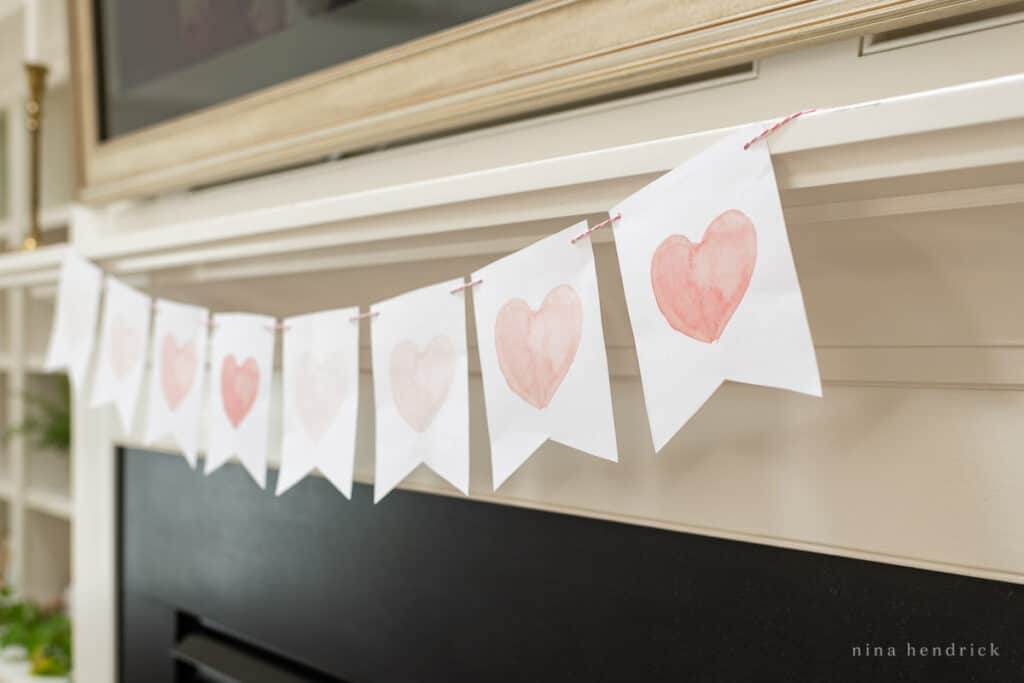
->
<box><xmin>743</xmin><ymin>109</ymin><xmax>816</xmax><ymax>150</ymax></box>
<box><xmin>349</xmin><ymin>310</ymin><xmax>379</xmax><ymax>322</ymax></box>
<box><xmin>256</xmin><ymin>284</ymin><xmax>477</xmax><ymax>330</ymax></box>
<box><xmin>224</xmin><ymin>113</ymin><xmax>812</xmax><ymax>334</ymax></box>
<box><xmin>572</xmin><ymin>213</ymin><xmax>622</xmax><ymax>244</ymax></box>
<box><xmin>451</xmin><ymin>278</ymin><xmax>482</xmax><ymax>294</ymax></box>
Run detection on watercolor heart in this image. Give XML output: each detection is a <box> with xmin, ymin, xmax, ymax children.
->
<box><xmin>160</xmin><ymin>335</ymin><xmax>197</xmax><ymax>410</ymax></box>
<box><xmin>109</xmin><ymin>315</ymin><xmax>142</xmax><ymax>380</ymax></box>
<box><xmin>650</xmin><ymin>209</ymin><xmax>757</xmax><ymax>343</ymax></box>
<box><xmin>390</xmin><ymin>336</ymin><xmax>456</xmax><ymax>433</ymax></box>
<box><xmin>495</xmin><ymin>284</ymin><xmax>582</xmax><ymax>410</ymax></box>
<box><xmin>65</xmin><ymin>294</ymin><xmax>93</xmax><ymax>350</ymax></box>
<box><xmin>293</xmin><ymin>351</ymin><xmax>347</xmax><ymax>442</ymax></box>
<box><xmin>221</xmin><ymin>355</ymin><xmax>259</xmax><ymax>429</ymax></box>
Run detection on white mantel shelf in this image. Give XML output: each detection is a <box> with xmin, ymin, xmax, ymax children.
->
<box><xmin>0</xmin><ymin>74</ymin><xmax>1017</xmax><ymax>296</ymax></box>
<box><xmin>20</xmin><ymin>74</ymin><xmax>1021</xmax><ymax>290</ymax></box>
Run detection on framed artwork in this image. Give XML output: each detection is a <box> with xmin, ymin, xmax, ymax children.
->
<box><xmin>69</xmin><ymin>0</ymin><xmax>993</xmax><ymax>202</ymax></box>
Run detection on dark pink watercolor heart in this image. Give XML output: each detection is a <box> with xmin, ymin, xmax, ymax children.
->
<box><xmin>650</xmin><ymin>209</ymin><xmax>757</xmax><ymax>343</ymax></box>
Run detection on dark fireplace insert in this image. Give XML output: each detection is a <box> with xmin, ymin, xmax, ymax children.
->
<box><xmin>118</xmin><ymin>448</ymin><xmax>1023</xmax><ymax>682</ymax></box>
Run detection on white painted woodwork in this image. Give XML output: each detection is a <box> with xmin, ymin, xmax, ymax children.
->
<box><xmin>0</xmin><ymin>5</ymin><xmax>1022</xmax><ymax>682</ymax></box>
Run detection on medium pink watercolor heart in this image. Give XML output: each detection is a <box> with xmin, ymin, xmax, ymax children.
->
<box><xmin>495</xmin><ymin>284</ymin><xmax>582</xmax><ymax>410</ymax></box>
<box><xmin>109</xmin><ymin>315</ymin><xmax>142</xmax><ymax>380</ymax></box>
<box><xmin>293</xmin><ymin>351</ymin><xmax>347</xmax><ymax>442</ymax></box>
<box><xmin>160</xmin><ymin>334</ymin><xmax>197</xmax><ymax>410</ymax></box>
<box><xmin>390</xmin><ymin>336</ymin><xmax>456</xmax><ymax>433</ymax></box>
<box><xmin>650</xmin><ymin>209</ymin><xmax>757</xmax><ymax>343</ymax></box>
<box><xmin>221</xmin><ymin>355</ymin><xmax>259</xmax><ymax>429</ymax></box>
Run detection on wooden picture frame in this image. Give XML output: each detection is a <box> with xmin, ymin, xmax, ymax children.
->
<box><xmin>69</xmin><ymin>0</ymin><xmax>1006</xmax><ymax>203</ymax></box>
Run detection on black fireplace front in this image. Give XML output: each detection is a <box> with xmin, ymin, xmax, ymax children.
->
<box><xmin>118</xmin><ymin>448</ymin><xmax>1023</xmax><ymax>682</ymax></box>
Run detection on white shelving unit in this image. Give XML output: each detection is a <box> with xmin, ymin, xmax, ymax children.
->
<box><xmin>0</xmin><ymin>1</ymin><xmax>72</xmax><ymax>681</ymax></box>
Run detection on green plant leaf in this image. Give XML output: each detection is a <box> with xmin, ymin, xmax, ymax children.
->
<box><xmin>2</xmin><ymin>375</ymin><xmax>71</xmax><ymax>453</ymax></box>
<box><xmin>0</xmin><ymin>587</ymin><xmax>72</xmax><ymax>675</ymax></box>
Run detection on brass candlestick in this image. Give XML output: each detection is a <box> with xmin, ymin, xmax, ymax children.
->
<box><xmin>23</xmin><ymin>63</ymin><xmax>48</xmax><ymax>251</ymax></box>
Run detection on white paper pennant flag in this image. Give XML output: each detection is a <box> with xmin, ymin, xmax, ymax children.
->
<box><xmin>371</xmin><ymin>279</ymin><xmax>469</xmax><ymax>502</ymax></box>
<box><xmin>472</xmin><ymin>221</ymin><xmax>618</xmax><ymax>489</ymax></box>
<box><xmin>206</xmin><ymin>313</ymin><xmax>275</xmax><ymax>488</ymax></box>
<box><xmin>611</xmin><ymin>126</ymin><xmax>821</xmax><ymax>452</ymax></box>
<box><xmin>90</xmin><ymin>276</ymin><xmax>152</xmax><ymax>431</ymax></box>
<box><xmin>144</xmin><ymin>299</ymin><xmax>209</xmax><ymax>467</ymax></box>
<box><xmin>44</xmin><ymin>251</ymin><xmax>103</xmax><ymax>392</ymax></box>
<box><xmin>277</xmin><ymin>307</ymin><xmax>359</xmax><ymax>497</ymax></box>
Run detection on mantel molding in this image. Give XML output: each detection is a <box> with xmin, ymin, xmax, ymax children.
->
<box><xmin>1</xmin><ymin>74</ymin><xmax>1020</xmax><ymax>292</ymax></box>
<box><xmin>72</xmin><ymin>0</ymin><xmax>1016</xmax><ymax>203</ymax></box>
<box><xmin>33</xmin><ymin>74</ymin><xmax>1019</xmax><ymax>288</ymax></box>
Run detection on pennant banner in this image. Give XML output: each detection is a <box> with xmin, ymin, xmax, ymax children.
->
<box><xmin>145</xmin><ymin>299</ymin><xmax>210</xmax><ymax>468</ymax></box>
<box><xmin>371</xmin><ymin>279</ymin><xmax>469</xmax><ymax>502</ymax></box>
<box><xmin>472</xmin><ymin>221</ymin><xmax>618</xmax><ymax>489</ymax></box>
<box><xmin>44</xmin><ymin>252</ymin><xmax>103</xmax><ymax>392</ymax></box>
<box><xmin>206</xmin><ymin>313</ymin><xmax>275</xmax><ymax>488</ymax></box>
<box><xmin>90</xmin><ymin>276</ymin><xmax>152</xmax><ymax>432</ymax></box>
<box><xmin>43</xmin><ymin>117</ymin><xmax>824</xmax><ymax>500</ymax></box>
<box><xmin>277</xmin><ymin>307</ymin><xmax>360</xmax><ymax>497</ymax></box>
<box><xmin>611</xmin><ymin>127</ymin><xmax>821</xmax><ymax>452</ymax></box>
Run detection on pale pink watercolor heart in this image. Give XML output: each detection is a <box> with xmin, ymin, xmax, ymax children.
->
<box><xmin>221</xmin><ymin>355</ymin><xmax>259</xmax><ymax>429</ymax></box>
<box><xmin>293</xmin><ymin>351</ymin><xmax>347</xmax><ymax>442</ymax></box>
<box><xmin>65</xmin><ymin>295</ymin><xmax>94</xmax><ymax>350</ymax></box>
<box><xmin>109</xmin><ymin>315</ymin><xmax>142</xmax><ymax>380</ymax></box>
<box><xmin>494</xmin><ymin>284</ymin><xmax>582</xmax><ymax>410</ymax></box>
<box><xmin>650</xmin><ymin>209</ymin><xmax>757</xmax><ymax>343</ymax></box>
<box><xmin>160</xmin><ymin>334</ymin><xmax>197</xmax><ymax>410</ymax></box>
<box><xmin>390</xmin><ymin>336</ymin><xmax>456</xmax><ymax>433</ymax></box>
